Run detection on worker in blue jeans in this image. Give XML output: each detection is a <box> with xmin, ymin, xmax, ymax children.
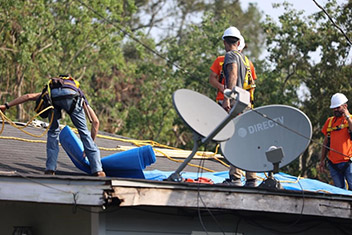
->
<box><xmin>0</xmin><ymin>77</ymin><xmax>105</xmax><ymax>177</ymax></box>
<box><xmin>47</xmin><ymin>87</ymin><xmax>104</xmax><ymax>176</ymax></box>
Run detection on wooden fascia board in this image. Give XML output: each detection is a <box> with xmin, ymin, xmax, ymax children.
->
<box><xmin>110</xmin><ymin>180</ymin><xmax>352</xmax><ymax>219</ymax></box>
<box><xmin>0</xmin><ymin>176</ymin><xmax>110</xmax><ymax>206</ymax></box>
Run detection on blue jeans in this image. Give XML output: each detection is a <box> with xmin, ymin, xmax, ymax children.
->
<box><xmin>46</xmin><ymin>88</ymin><xmax>103</xmax><ymax>174</ymax></box>
<box><xmin>328</xmin><ymin>161</ymin><xmax>352</xmax><ymax>190</ymax></box>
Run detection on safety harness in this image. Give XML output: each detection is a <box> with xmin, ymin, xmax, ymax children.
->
<box><xmin>326</xmin><ymin>116</ymin><xmax>352</xmax><ymax>174</ymax></box>
<box><xmin>326</xmin><ymin>116</ymin><xmax>350</xmax><ymax>135</ymax></box>
<box><xmin>34</xmin><ymin>76</ymin><xmax>86</xmax><ymax>118</ymax></box>
<box><xmin>223</xmin><ymin>51</ymin><xmax>256</xmax><ymax>106</ymax></box>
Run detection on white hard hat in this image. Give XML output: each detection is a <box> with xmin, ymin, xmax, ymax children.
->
<box><xmin>222</xmin><ymin>26</ymin><xmax>242</xmax><ymax>40</ymax></box>
<box><xmin>330</xmin><ymin>93</ymin><xmax>348</xmax><ymax>108</ymax></box>
<box><xmin>238</xmin><ymin>35</ymin><xmax>245</xmax><ymax>51</ymax></box>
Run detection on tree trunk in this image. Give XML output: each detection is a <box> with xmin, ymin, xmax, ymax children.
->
<box><xmin>15</xmin><ymin>63</ymin><xmax>24</xmax><ymax>121</ymax></box>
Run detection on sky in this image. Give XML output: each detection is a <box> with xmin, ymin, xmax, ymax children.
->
<box><xmin>240</xmin><ymin>0</ymin><xmax>351</xmax><ymax>62</ymax></box>
<box><xmin>240</xmin><ymin>0</ymin><xmax>349</xmax><ymax>21</ymax></box>
<box><xmin>147</xmin><ymin>0</ymin><xmax>350</xmax><ymax>62</ymax></box>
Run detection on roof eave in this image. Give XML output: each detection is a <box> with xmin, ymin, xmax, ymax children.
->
<box><xmin>110</xmin><ymin>179</ymin><xmax>352</xmax><ymax>220</ymax></box>
<box><xmin>0</xmin><ymin>174</ymin><xmax>110</xmax><ymax>206</ymax></box>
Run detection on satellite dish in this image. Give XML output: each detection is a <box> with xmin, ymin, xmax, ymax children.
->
<box><xmin>168</xmin><ymin>88</ymin><xmax>249</xmax><ymax>182</ymax></box>
<box><xmin>173</xmin><ymin>89</ymin><xmax>235</xmax><ymax>142</ymax></box>
<box><xmin>221</xmin><ymin>105</ymin><xmax>312</xmax><ymax>172</ymax></box>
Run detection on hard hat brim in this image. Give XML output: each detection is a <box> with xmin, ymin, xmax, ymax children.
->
<box><xmin>330</xmin><ymin>104</ymin><xmax>340</xmax><ymax>109</ymax></box>
<box><xmin>330</xmin><ymin>101</ymin><xmax>347</xmax><ymax>109</ymax></box>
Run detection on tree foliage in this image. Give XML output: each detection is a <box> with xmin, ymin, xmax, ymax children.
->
<box><xmin>257</xmin><ymin>0</ymin><xmax>352</xmax><ymax>180</ymax></box>
<box><xmin>0</xmin><ymin>0</ymin><xmax>131</xmax><ymax>121</ymax></box>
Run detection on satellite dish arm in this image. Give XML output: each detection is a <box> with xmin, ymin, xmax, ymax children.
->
<box><xmin>167</xmin><ymin>133</ymin><xmax>201</xmax><ymax>182</ymax></box>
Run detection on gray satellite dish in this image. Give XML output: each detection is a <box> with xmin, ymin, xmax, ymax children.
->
<box><xmin>173</xmin><ymin>89</ymin><xmax>235</xmax><ymax>142</ymax></box>
<box><xmin>168</xmin><ymin>88</ymin><xmax>250</xmax><ymax>181</ymax></box>
<box><xmin>221</xmin><ymin>105</ymin><xmax>312</xmax><ymax>172</ymax></box>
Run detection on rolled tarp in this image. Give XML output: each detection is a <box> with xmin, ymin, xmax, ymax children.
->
<box><xmin>59</xmin><ymin>125</ymin><xmax>156</xmax><ymax>178</ymax></box>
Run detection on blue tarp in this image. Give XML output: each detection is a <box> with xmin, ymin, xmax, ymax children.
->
<box><xmin>58</xmin><ymin>126</ymin><xmax>352</xmax><ymax>196</ymax></box>
<box><xmin>144</xmin><ymin>170</ymin><xmax>352</xmax><ymax>196</ymax></box>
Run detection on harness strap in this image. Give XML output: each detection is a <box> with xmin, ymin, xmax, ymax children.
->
<box><xmin>59</xmin><ymin>76</ymin><xmax>80</xmax><ymax>88</ymax></box>
<box><xmin>51</xmin><ymin>77</ymin><xmax>88</xmax><ymax>105</ymax></box>
<box><xmin>231</xmin><ymin>50</ymin><xmax>256</xmax><ymax>106</ymax></box>
<box><xmin>327</xmin><ymin>116</ymin><xmax>351</xmax><ymax>136</ymax></box>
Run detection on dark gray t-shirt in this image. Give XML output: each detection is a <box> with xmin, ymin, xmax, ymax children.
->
<box><xmin>223</xmin><ymin>50</ymin><xmax>246</xmax><ymax>88</ymax></box>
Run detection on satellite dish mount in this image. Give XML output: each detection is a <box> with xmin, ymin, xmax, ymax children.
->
<box><xmin>258</xmin><ymin>146</ymin><xmax>285</xmax><ymax>189</ymax></box>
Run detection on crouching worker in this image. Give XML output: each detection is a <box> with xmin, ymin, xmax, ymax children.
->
<box><xmin>0</xmin><ymin>75</ymin><xmax>106</xmax><ymax>177</ymax></box>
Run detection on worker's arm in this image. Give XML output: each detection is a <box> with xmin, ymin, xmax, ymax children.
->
<box><xmin>222</xmin><ymin>63</ymin><xmax>238</xmax><ymax>112</ymax></box>
<box><xmin>345</xmin><ymin>113</ymin><xmax>352</xmax><ymax>133</ymax></box>
<box><xmin>0</xmin><ymin>93</ymin><xmax>41</xmax><ymax>112</ymax></box>
<box><xmin>83</xmin><ymin>104</ymin><xmax>100</xmax><ymax>141</ymax></box>
<box><xmin>209</xmin><ymin>71</ymin><xmax>224</xmax><ymax>93</ymax></box>
<box><xmin>341</xmin><ymin>105</ymin><xmax>352</xmax><ymax>132</ymax></box>
<box><xmin>319</xmin><ymin>135</ymin><xmax>329</xmax><ymax>172</ymax></box>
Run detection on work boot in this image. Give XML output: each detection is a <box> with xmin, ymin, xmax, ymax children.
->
<box><xmin>92</xmin><ymin>171</ymin><xmax>106</xmax><ymax>177</ymax></box>
<box><xmin>221</xmin><ymin>178</ymin><xmax>243</xmax><ymax>186</ymax></box>
<box><xmin>230</xmin><ymin>179</ymin><xmax>243</xmax><ymax>186</ymax></box>
<box><xmin>44</xmin><ymin>170</ymin><xmax>55</xmax><ymax>175</ymax></box>
<box><xmin>244</xmin><ymin>179</ymin><xmax>257</xmax><ymax>187</ymax></box>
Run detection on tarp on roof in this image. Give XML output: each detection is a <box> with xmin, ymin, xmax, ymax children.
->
<box><xmin>144</xmin><ymin>170</ymin><xmax>352</xmax><ymax>196</ymax></box>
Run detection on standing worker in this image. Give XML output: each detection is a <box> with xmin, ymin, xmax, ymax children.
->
<box><xmin>0</xmin><ymin>75</ymin><xmax>106</xmax><ymax>177</ymax></box>
<box><xmin>209</xmin><ymin>35</ymin><xmax>257</xmax><ymax>105</ymax></box>
<box><xmin>220</xmin><ymin>26</ymin><xmax>257</xmax><ymax>187</ymax></box>
<box><xmin>319</xmin><ymin>93</ymin><xmax>352</xmax><ymax>190</ymax></box>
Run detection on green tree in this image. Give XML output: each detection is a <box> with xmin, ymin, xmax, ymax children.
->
<box><xmin>0</xmin><ymin>0</ymin><xmax>133</xmax><ymax>126</ymax></box>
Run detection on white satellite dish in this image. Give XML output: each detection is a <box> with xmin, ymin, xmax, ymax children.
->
<box><xmin>221</xmin><ymin>105</ymin><xmax>312</xmax><ymax>172</ymax></box>
<box><xmin>173</xmin><ymin>89</ymin><xmax>235</xmax><ymax>142</ymax></box>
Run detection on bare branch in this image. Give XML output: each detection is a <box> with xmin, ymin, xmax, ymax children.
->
<box><xmin>312</xmin><ymin>0</ymin><xmax>352</xmax><ymax>46</ymax></box>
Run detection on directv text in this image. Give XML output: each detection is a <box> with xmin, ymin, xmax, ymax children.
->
<box><xmin>248</xmin><ymin>116</ymin><xmax>284</xmax><ymax>134</ymax></box>
<box><xmin>237</xmin><ymin>116</ymin><xmax>284</xmax><ymax>138</ymax></box>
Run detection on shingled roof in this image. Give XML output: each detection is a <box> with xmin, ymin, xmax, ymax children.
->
<box><xmin>0</xmin><ymin>121</ymin><xmax>228</xmax><ymax>176</ymax></box>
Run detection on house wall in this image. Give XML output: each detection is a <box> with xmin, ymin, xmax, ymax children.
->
<box><xmin>1</xmin><ymin>201</ymin><xmax>351</xmax><ymax>235</ymax></box>
<box><xmin>104</xmin><ymin>206</ymin><xmax>351</xmax><ymax>235</ymax></box>
<box><xmin>0</xmin><ymin>201</ymin><xmax>93</xmax><ymax>235</ymax></box>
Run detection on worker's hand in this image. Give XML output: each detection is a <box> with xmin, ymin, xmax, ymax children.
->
<box><xmin>341</xmin><ymin>105</ymin><xmax>351</xmax><ymax>119</ymax></box>
<box><xmin>0</xmin><ymin>105</ymin><xmax>6</xmax><ymax>112</ymax></box>
<box><xmin>222</xmin><ymin>98</ymin><xmax>231</xmax><ymax>113</ymax></box>
<box><xmin>219</xmin><ymin>85</ymin><xmax>225</xmax><ymax>94</ymax></box>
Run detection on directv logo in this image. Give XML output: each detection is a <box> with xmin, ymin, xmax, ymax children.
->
<box><xmin>237</xmin><ymin>116</ymin><xmax>284</xmax><ymax>138</ymax></box>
